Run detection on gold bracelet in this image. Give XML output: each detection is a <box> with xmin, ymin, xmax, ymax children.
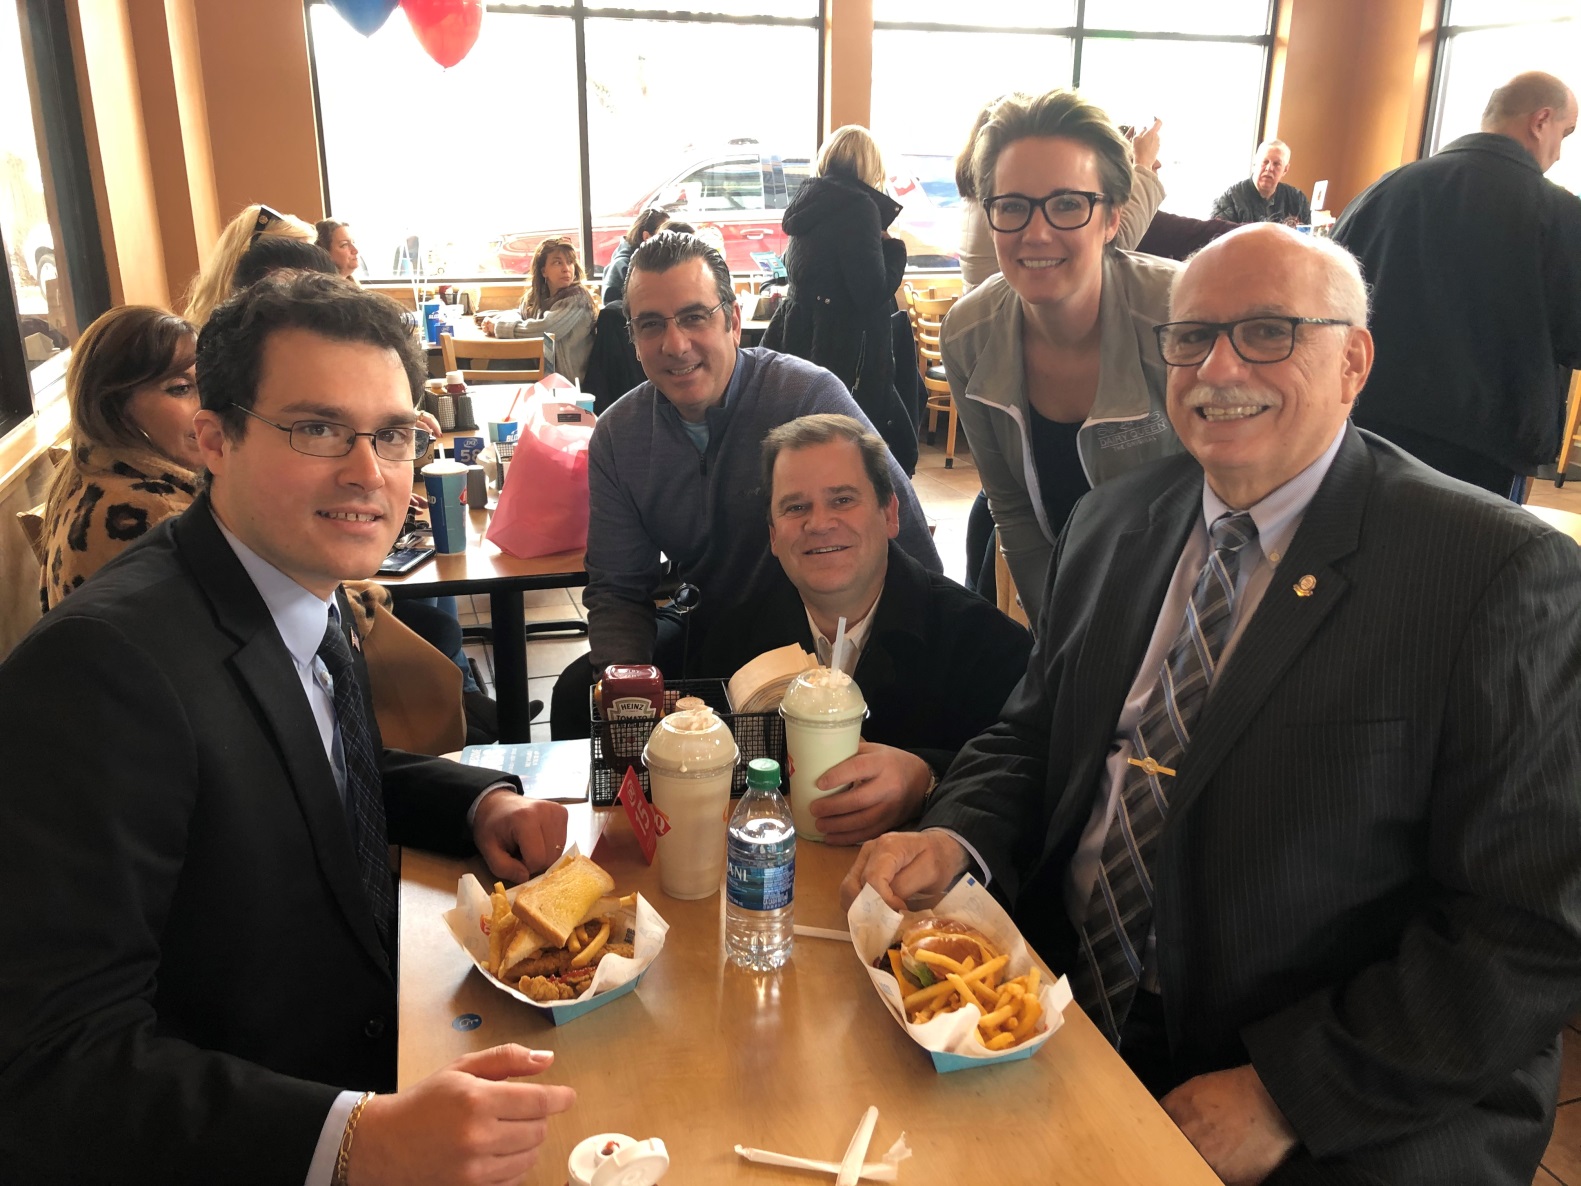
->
<box><xmin>333</xmin><ymin>1091</ymin><xmax>375</xmax><ymax>1186</ymax></box>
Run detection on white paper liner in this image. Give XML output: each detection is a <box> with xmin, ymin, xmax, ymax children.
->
<box><xmin>443</xmin><ymin>847</ymin><xmax>669</xmax><ymax>1012</ymax></box>
<box><xmin>848</xmin><ymin>877</ymin><xmax>1073</xmax><ymax>1062</ymax></box>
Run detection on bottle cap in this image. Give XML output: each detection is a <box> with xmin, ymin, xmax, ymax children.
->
<box><xmin>746</xmin><ymin>758</ymin><xmax>781</xmax><ymax>789</ymax></box>
<box><xmin>567</xmin><ymin>1133</ymin><xmax>670</xmax><ymax>1186</ymax></box>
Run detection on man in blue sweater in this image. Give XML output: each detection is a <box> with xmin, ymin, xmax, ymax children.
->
<box><xmin>551</xmin><ymin>232</ymin><xmax>939</xmax><ymax>737</ymax></box>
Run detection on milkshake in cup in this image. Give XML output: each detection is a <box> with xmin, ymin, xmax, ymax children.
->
<box><xmin>779</xmin><ymin>668</ymin><xmax>868</xmax><ymax>842</ymax></box>
<box><xmin>642</xmin><ymin>698</ymin><xmax>738</xmax><ymax>900</ymax></box>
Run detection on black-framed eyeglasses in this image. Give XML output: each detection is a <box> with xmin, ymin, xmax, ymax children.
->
<box><xmin>626</xmin><ymin>298</ymin><xmax>732</xmax><ymax>343</ymax></box>
<box><xmin>984</xmin><ymin>190</ymin><xmax>1111</xmax><ymax>233</ymax></box>
<box><xmin>1154</xmin><ymin>317</ymin><xmax>1354</xmax><ymax>367</ymax></box>
<box><xmin>249</xmin><ymin>204</ymin><xmax>286</xmax><ymax>246</ymax></box>
<box><xmin>232</xmin><ymin>404</ymin><xmax>432</xmax><ymax>461</ymax></box>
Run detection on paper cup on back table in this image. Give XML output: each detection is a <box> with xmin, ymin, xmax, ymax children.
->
<box><xmin>422</xmin><ymin>460</ymin><xmax>468</xmax><ymax>553</ymax></box>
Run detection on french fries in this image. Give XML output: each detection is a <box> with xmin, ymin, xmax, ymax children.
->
<box><xmin>479</xmin><ymin>875</ymin><xmax>634</xmax><ymax>1001</ymax></box>
<box><xmin>904</xmin><ymin>957</ymin><xmax>1046</xmax><ymax>1052</ymax></box>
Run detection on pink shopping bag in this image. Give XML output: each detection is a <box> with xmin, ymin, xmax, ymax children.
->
<box><xmin>485</xmin><ymin>386</ymin><xmax>596</xmax><ymax>558</ymax></box>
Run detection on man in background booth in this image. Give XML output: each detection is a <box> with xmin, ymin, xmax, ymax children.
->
<box><xmin>1211</xmin><ymin>139</ymin><xmax>1312</xmax><ymax>226</ymax></box>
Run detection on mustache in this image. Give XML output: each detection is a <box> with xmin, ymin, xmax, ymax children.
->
<box><xmin>1179</xmin><ymin>383</ymin><xmax>1279</xmax><ymax>410</ymax></box>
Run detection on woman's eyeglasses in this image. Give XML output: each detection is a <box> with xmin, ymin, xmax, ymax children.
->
<box><xmin>983</xmin><ymin>190</ymin><xmax>1111</xmax><ymax>233</ymax></box>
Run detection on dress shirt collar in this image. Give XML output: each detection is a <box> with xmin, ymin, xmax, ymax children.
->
<box><xmin>806</xmin><ymin>594</ymin><xmax>881</xmax><ymax>670</ymax></box>
<box><xmin>211</xmin><ymin>510</ymin><xmax>337</xmax><ymax>665</ymax></box>
<box><xmin>1200</xmin><ymin>422</ymin><xmax>1347</xmax><ymax>566</ymax></box>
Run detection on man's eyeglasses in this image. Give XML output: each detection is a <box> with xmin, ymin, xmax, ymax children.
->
<box><xmin>249</xmin><ymin>204</ymin><xmax>286</xmax><ymax>246</ymax></box>
<box><xmin>626</xmin><ymin>299</ymin><xmax>732</xmax><ymax>343</ymax></box>
<box><xmin>232</xmin><ymin>404</ymin><xmax>433</xmax><ymax>461</ymax></box>
<box><xmin>1154</xmin><ymin>317</ymin><xmax>1354</xmax><ymax>367</ymax></box>
<box><xmin>984</xmin><ymin>190</ymin><xmax>1111</xmax><ymax>233</ymax></box>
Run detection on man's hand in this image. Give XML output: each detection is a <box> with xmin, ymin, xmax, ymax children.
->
<box><xmin>472</xmin><ymin>792</ymin><xmax>567</xmax><ymax>883</ymax></box>
<box><xmin>839</xmin><ymin>828</ymin><xmax>968</xmax><ymax>912</ymax></box>
<box><xmin>349</xmin><ymin>1045</ymin><xmax>575</xmax><ymax>1186</ymax></box>
<box><xmin>807</xmin><ymin>743</ymin><xmax>933</xmax><ymax>845</ymax></box>
<box><xmin>1130</xmin><ymin>117</ymin><xmax>1163</xmax><ymax>171</ymax></box>
<box><xmin>1160</xmin><ymin>1064</ymin><xmax>1298</xmax><ymax>1186</ymax></box>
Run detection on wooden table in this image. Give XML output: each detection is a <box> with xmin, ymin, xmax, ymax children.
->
<box><xmin>398</xmin><ymin>813</ymin><xmax>1222</xmax><ymax>1185</ymax></box>
<box><xmin>1526</xmin><ymin>502</ymin><xmax>1581</xmax><ymax>545</ymax></box>
<box><xmin>378</xmin><ymin>505</ymin><xmax>585</xmax><ymax>742</ymax></box>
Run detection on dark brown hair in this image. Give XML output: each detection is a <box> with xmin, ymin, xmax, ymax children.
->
<box><xmin>760</xmin><ymin>413</ymin><xmax>894</xmax><ymax>514</ymax></box>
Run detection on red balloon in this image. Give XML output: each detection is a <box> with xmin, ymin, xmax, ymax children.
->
<box><xmin>401</xmin><ymin>0</ymin><xmax>483</xmax><ymax>69</ymax></box>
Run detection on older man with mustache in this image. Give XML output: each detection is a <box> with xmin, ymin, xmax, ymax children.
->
<box><xmin>844</xmin><ymin>224</ymin><xmax>1581</xmax><ymax>1185</ymax></box>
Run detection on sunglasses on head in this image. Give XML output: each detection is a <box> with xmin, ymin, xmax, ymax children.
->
<box><xmin>249</xmin><ymin>205</ymin><xmax>286</xmax><ymax>246</ymax></box>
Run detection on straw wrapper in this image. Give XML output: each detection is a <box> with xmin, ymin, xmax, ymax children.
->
<box><xmin>443</xmin><ymin>848</ymin><xmax>669</xmax><ymax>1024</ymax></box>
<box><xmin>848</xmin><ymin>876</ymin><xmax>1072</xmax><ymax>1072</ymax></box>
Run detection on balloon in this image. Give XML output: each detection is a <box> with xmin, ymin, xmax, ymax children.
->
<box><xmin>327</xmin><ymin>0</ymin><xmax>399</xmax><ymax>37</ymax></box>
<box><xmin>401</xmin><ymin>0</ymin><xmax>483</xmax><ymax>69</ymax></box>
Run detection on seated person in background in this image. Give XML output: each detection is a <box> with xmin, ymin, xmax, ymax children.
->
<box><xmin>40</xmin><ymin>306</ymin><xmax>202</xmax><ymax>609</ymax></box>
<box><xmin>551</xmin><ymin>231</ymin><xmax>941</xmax><ymax>738</ymax></box>
<box><xmin>233</xmin><ymin>235</ymin><xmax>340</xmax><ymax>289</ymax></box>
<box><xmin>601</xmin><ymin>207</ymin><xmax>669</xmax><ymax>304</ymax></box>
<box><xmin>315</xmin><ymin>217</ymin><xmax>362</xmax><ymax>281</ymax></box>
<box><xmin>182</xmin><ymin>201</ymin><xmax>316</xmax><ymax>326</ymax></box>
<box><xmin>701</xmin><ymin>415</ymin><xmax>1031</xmax><ymax>845</ymax></box>
<box><xmin>484</xmin><ymin>236</ymin><xmax>596</xmax><ymax>382</ymax></box>
<box><xmin>1210</xmin><ymin>139</ymin><xmax>1312</xmax><ymax>225</ymax></box>
<box><xmin>844</xmin><ymin>225</ymin><xmax>1581</xmax><ymax>1186</ymax></box>
<box><xmin>0</xmin><ymin>272</ymin><xmax>575</xmax><ymax>1183</ymax></box>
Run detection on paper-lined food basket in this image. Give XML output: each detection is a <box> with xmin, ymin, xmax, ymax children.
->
<box><xmin>444</xmin><ymin>848</ymin><xmax>669</xmax><ymax>1025</ymax></box>
<box><xmin>848</xmin><ymin>876</ymin><xmax>1073</xmax><ymax>1072</ymax></box>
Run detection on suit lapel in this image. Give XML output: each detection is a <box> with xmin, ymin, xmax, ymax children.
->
<box><xmin>174</xmin><ymin>497</ymin><xmax>390</xmax><ymax>973</ymax></box>
<box><xmin>1168</xmin><ymin>427</ymin><xmax>1371</xmax><ymax>817</ymax></box>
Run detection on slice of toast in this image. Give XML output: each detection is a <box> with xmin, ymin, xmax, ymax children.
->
<box><xmin>512</xmin><ymin>853</ymin><xmax>615</xmax><ymax>946</ymax></box>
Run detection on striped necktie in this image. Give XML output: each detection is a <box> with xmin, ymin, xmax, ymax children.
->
<box><xmin>317</xmin><ymin>610</ymin><xmax>396</xmax><ymax>958</ymax></box>
<box><xmin>1070</xmin><ymin>511</ymin><xmax>1259</xmax><ymax>1043</ymax></box>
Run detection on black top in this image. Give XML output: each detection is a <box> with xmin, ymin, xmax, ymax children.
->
<box><xmin>1210</xmin><ymin>178</ymin><xmax>1311</xmax><ymax>225</ymax></box>
<box><xmin>1029</xmin><ymin>409</ymin><xmax>1091</xmax><ymax>537</ymax></box>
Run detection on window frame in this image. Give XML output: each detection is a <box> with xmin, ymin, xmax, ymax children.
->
<box><xmin>1</xmin><ymin>0</ymin><xmax>112</xmax><ymax>437</ymax></box>
<box><xmin>303</xmin><ymin>0</ymin><xmax>827</xmax><ymax>283</ymax></box>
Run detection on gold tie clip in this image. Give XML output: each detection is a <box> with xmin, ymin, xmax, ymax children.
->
<box><xmin>1128</xmin><ymin>755</ymin><xmax>1176</xmax><ymax>778</ymax></box>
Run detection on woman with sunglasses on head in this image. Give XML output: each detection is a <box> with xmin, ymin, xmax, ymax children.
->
<box><xmin>945</xmin><ymin>89</ymin><xmax>1185</xmax><ymax>618</ymax></box>
<box><xmin>181</xmin><ymin>203</ymin><xmax>315</xmax><ymax>326</ymax></box>
<box><xmin>483</xmin><ymin>236</ymin><xmax>596</xmax><ymax>382</ymax></box>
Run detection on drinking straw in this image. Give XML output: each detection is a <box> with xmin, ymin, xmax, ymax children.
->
<box><xmin>837</xmin><ymin>1106</ymin><xmax>880</xmax><ymax>1186</ymax></box>
<box><xmin>733</xmin><ymin>1147</ymin><xmax>896</xmax><ymax>1181</ymax></box>
<box><xmin>832</xmin><ymin>615</ymin><xmax>849</xmax><ymax>674</ymax></box>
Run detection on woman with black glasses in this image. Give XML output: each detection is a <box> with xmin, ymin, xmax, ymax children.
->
<box><xmin>944</xmin><ymin>89</ymin><xmax>1185</xmax><ymax>618</ymax></box>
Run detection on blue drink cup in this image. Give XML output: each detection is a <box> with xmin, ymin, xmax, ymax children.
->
<box><xmin>421</xmin><ymin>460</ymin><xmax>469</xmax><ymax>554</ymax></box>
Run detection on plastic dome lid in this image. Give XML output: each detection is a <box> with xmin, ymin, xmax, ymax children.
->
<box><xmin>642</xmin><ymin>702</ymin><xmax>738</xmax><ymax>777</ymax></box>
<box><xmin>780</xmin><ymin>667</ymin><xmax>867</xmax><ymax>722</ymax></box>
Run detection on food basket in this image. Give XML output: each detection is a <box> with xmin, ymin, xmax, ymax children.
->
<box><xmin>588</xmin><ymin>678</ymin><xmax>786</xmax><ymax>806</ymax></box>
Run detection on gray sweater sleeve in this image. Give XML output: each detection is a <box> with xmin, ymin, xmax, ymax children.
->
<box><xmin>583</xmin><ymin>421</ymin><xmax>665</xmax><ymax>668</ymax></box>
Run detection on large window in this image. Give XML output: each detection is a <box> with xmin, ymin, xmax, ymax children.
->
<box><xmin>309</xmin><ymin>1</ymin><xmax>821</xmax><ymax>281</ymax></box>
<box><xmin>870</xmin><ymin>2</ymin><xmax>1275</xmax><ymax>262</ymax></box>
<box><xmin>1427</xmin><ymin>1</ymin><xmax>1580</xmax><ymax>194</ymax></box>
<box><xmin>0</xmin><ymin>0</ymin><xmax>108</xmax><ymax>432</ymax></box>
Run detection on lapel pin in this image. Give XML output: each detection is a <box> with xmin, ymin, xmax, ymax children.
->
<box><xmin>1128</xmin><ymin>755</ymin><xmax>1176</xmax><ymax>778</ymax></box>
<box><xmin>1293</xmin><ymin>574</ymin><xmax>1317</xmax><ymax>598</ymax></box>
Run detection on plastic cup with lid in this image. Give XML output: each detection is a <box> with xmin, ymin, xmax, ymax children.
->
<box><xmin>642</xmin><ymin>697</ymin><xmax>738</xmax><ymax>899</ymax></box>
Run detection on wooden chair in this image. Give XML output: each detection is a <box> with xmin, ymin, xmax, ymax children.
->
<box><xmin>906</xmin><ymin>289</ymin><xmax>960</xmax><ymax>468</ymax></box>
<box><xmin>17</xmin><ymin>504</ymin><xmax>47</xmax><ymax>566</ymax></box>
<box><xmin>441</xmin><ymin>332</ymin><xmax>553</xmax><ymax>383</ymax></box>
<box><xmin>993</xmin><ymin>528</ymin><xmax>1029</xmax><ymax>629</ymax></box>
<box><xmin>1557</xmin><ymin>369</ymin><xmax>1581</xmax><ymax>483</ymax></box>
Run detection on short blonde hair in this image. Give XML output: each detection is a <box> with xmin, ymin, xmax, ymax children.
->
<box><xmin>182</xmin><ymin>203</ymin><xmax>314</xmax><ymax>327</ymax></box>
<box><xmin>972</xmin><ymin>89</ymin><xmax>1134</xmax><ymax>210</ymax></box>
<box><xmin>818</xmin><ymin>125</ymin><xmax>885</xmax><ymax>190</ymax></box>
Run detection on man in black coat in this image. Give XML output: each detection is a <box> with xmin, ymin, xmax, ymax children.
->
<box><xmin>0</xmin><ymin>274</ymin><xmax>576</xmax><ymax>1183</ymax></box>
<box><xmin>1333</xmin><ymin>70</ymin><xmax>1581</xmax><ymax>497</ymax></box>
<box><xmin>702</xmin><ymin>414</ymin><xmax>1031</xmax><ymax>845</ymax></box>
<box><xmin>1210</xmin><ymin>139</ymin><xmax>1312</xmax><ymax>226</ymax></box>
<box><xmin>844</xmin><ymin>226</ymin><xmax>1581</xmax><ymax>1185</ymax></box>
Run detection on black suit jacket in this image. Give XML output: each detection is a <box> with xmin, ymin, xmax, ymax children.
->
<box><xmin>0</xmin><ymin>496</ymin><xmax>508</xmax><ymax>1184</ymax></box>
<box><xmin>925</xmin><ymin>427</ymin><xmax>1581</xmax><ymax>1184</ymax></box>
<box><xmin>700</xmin><ymin>543</ymin><xmax>1031</xmax><ymax>776</ymax></box>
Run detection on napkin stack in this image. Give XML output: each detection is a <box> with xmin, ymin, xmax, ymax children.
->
<box><xmin>727</xmin><ymin>643</ymin><xmax>820</xmax><ymax>712</ymax></box>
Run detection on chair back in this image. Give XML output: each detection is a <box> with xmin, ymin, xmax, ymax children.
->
<box><xmin>17</xmin><ymin>504</ymin><xmax>47</xmax><ymax>566</ymax></box>
<box><xmin>442</xmin><ymin>332</ymin><xmax>553</xmax><ymax>383</ymax></box>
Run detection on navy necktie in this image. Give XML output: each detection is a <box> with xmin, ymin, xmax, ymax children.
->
<box><xmin>1069</xmin><ymin>511</ymin><xmax>1259</xmax><ymax>1043</ymax></box>
<box><xmin>317</xmin><ymin>611</ymin><xmax>395</xmax><ymax>957</ymax></box>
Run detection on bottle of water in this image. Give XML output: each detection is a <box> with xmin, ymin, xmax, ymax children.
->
<box><xmin>726</xmin><ymin>757</ymin><xmax>796</xmax><ymax>969</ymax></box>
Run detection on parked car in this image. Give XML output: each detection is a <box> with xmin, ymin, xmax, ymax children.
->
<box><xmin>494</xmin><ymin>141</ymin><xmax>962</xmax><ymax>276</ymax></box>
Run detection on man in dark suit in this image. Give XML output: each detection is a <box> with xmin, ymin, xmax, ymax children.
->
<box><xmin>701</xmin><ymin>414</ymin><xmax>1030</xmax><ymax>844</ymax></box>
<box><xmin>0</xmin><ymin>273</ymin><xmax>575</xmax><ymax>1184</ymax></box>
<box><xmin>844</xmin><ymin>224</ymin><xmax>1581</xmax><ymax>1185</ymax></box>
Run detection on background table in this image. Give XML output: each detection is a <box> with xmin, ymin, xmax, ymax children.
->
<box><xmin>398</xmin><ymin>812</ymin><xmax>1223</xmax><ymax>1185</ymax></box>
<box><xmin>378</xmin><ymin>506</ymin><xmax>584</xmax><ymax>741</ymax></box>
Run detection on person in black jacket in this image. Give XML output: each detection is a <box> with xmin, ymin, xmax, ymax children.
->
<box><xmin>700</xmin><ymin>414</ymin><xmax>1031</xmax><ymax>845</ymax></box>
<box><xmin>763</xmin><ymin>126</ymin><xmax>918</xmax><ymax>473</ymax></box>
<box><xmin>1333</xmin><ymin>70</ymin><xmax>1581</xmax><ymax>498</ymax></box>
